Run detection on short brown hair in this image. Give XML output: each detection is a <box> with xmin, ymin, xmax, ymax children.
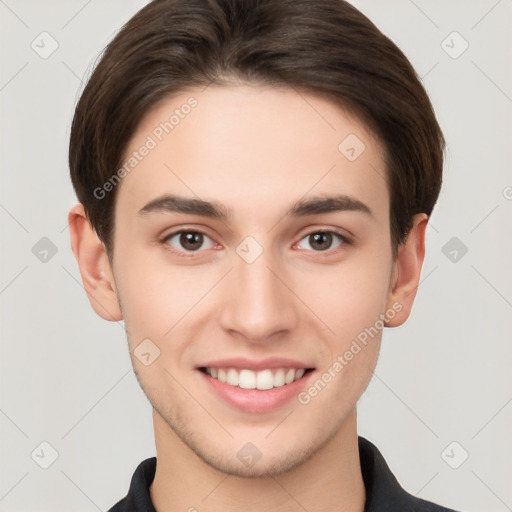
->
<box><xmin>69</xmin><ymin>0</ymin><xmax>445</xmax><ymax>259</ymax></box>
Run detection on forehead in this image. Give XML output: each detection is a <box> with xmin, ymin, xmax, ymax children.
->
<box><xmin>115</xmin><ymin>84</ymin><xmax>389</xmax><ymax>226</ymax></box>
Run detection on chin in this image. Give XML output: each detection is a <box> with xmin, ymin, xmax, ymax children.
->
<box><xmin>199</xmin><ymin>443</ymin><xmax>318</xmax><ymax>478</ymax></box>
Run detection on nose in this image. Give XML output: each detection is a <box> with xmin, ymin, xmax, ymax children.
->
<box><xmin>218</xmin><ymin>245</ymin><xmax>299</xmax><ymax>344</ymax></box>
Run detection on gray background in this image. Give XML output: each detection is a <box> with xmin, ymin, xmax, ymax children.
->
<box><xmin>1</xmin><ymin>1</ymin><xmax>511</xmax><ymax>511</ymax></box>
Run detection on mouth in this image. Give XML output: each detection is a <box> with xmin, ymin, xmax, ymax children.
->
<box><xmin>196</xmin><ymin>359</ymin><xmax>315</xmax><ymax>413</ymax></box>
<box><xmin>199</xmin><ymin>366</ymin><xmax>314</xmax><ymax>390</ymax></box>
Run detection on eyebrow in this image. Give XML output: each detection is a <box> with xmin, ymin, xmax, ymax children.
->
<box><xmin>137</xmin><ymin>193</ymin><xmax>373</xmax><ymax>220</ymax></box>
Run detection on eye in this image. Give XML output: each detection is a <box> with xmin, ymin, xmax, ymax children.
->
<box><xmin>163</xmin><ymin>230</ymin><xmax>216</xmax><ymax>254</ymax></box>
<box><xmin>296</xmin><ymin>230</ymin><xmax>350</xmax><ymax>252</ymax></box>
<box><xmin>161</xmin><ymin>228</ymin><xmax>351</xmax><ymax>258</ymax></box>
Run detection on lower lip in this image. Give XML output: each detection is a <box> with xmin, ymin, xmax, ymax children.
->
<box><xmin>198</xmin><ymin>369</ymin><xmax>314</xmax><ymax>414</ymax></box>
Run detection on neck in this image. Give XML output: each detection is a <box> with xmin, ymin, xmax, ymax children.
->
<box><xmin>149</xmin><ymin>408</ymin><xmax>366</xmax><ymax>512</ymax></box>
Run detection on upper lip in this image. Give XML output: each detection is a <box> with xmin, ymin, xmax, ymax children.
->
<box><xmin>198</xmin><ymin>357</ymin><xmax>313</xmax><ymax>371</ymax></box>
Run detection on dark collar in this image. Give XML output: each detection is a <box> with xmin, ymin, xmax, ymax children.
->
<box><xmin>358</xmin><ymin>437</ymin><xmax>458</xmax><ymax>511</ymax></box>
<box><xmin>108</xmin><ymin>436</ymin><xmax>459</xmax><ymax>511</ymax></box>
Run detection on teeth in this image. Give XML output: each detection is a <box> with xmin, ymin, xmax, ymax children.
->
<box><xmin>285</xmin><ymin>368</ymin><xmax>295</xmax><ymax>384</ymax></box>
<box><xmin>226</xmin><ymin>368</ymin><xmax>239</xmax><ymax>386</ymax></box>
<box><xmin>295</xmin><ymin>368</ymin><xmax>305</xmax><ymax>379</ymax></box>
<box><xmin>256</xmin><ymin>369</ymin><xmax>274</xmax><ymax>390</ymax></box>
<box><xmin>274</xmin><ymin>369</ymin><xmax>285</xmax><ymax>387</ymax></box>
<box><xmin>205</xmin><ymin>367</ymin><xmax>308</xmax><ymax>390</ymax></box>
<box><xmin>239</xmin><ymin>369</ymin><xmax>256</xmax><ymax>389</ymax></box>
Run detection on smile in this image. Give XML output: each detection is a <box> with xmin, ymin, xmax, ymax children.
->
<box><xmin>202</xmin><ymin>367</ymin><xmax>308</xmax><ymax>390</ymax></box>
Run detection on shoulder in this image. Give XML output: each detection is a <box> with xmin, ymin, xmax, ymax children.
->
<box><xmin>358</xmin><ymin>436</ymin><xmax>462</xmax><ymax>512</ymax></box>
<box><xmin>106</xmin><ymin>457</ymin><xmax>157</xmax><ymax>512</ymax></box>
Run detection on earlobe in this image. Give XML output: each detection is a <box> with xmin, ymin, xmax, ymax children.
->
<box><xmin>68</xmin><ymin>203</ymin><xmax>123</xmax><ymax>322</ymax></box>
<box><xmin>385</xmin><ymin>213</ymin><xmax>428</xmax><ymax>327</ymax></box>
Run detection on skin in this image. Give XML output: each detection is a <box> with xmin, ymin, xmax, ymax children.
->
<box><xmin>69</xmin><ymin>83</ymin><xmax>427</xmax><ymax>512</ymax></box>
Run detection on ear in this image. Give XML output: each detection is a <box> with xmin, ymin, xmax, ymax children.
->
<box><xmin>385</xmin><ymin>213</ymin><xmax>428</xmax><ymax>327</ymax></box>
<box><xmin>68</xmin><ymin>203</ymin><xmax>123</xmax><ymax>322</ymax></box>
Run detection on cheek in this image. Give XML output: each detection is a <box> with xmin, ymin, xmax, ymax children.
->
<box><xmin>299</xmin><ymin>268</ymin><xmax>387</xmax><ymax>412</ymax></box>
<box><xmin>114</xmin><ymin>246</ymin><xmax>217</xmax><ymax>348</ymax></box>
<box><xmin>304</xmin><ymin>252</ymin><xmax>392</xmax><ymax>339</ymax></box>
<box><xmin>113</xmin><ymin>247</ymin><xmax>176</xmax><ymax>341</ymax></box>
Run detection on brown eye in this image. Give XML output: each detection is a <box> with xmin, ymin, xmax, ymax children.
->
<box><xmin>164</xmin><ymin>230</ymin><xmax>215</xmax><ymax>253</ymax></box>
<box><xmin>297</xmin><ymin>231</ymin><xmax>349</xmax><ymax>252</ymax></box>
<box><xmin>309</xmin><ymin>232</ymin><xmax>333</xmax><ymax>251</ymax></box>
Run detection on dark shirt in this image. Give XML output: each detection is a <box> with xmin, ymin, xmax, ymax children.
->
<box><xmin>108</xmin><ymin>436</ymin><xmax>460</xmax><ymax>511</ymax></box>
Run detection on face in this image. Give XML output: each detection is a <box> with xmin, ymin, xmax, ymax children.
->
<box><xmin>102</xmin><ymin>84</ymin><xmax>402</xmax><ymax>476</ymax></box>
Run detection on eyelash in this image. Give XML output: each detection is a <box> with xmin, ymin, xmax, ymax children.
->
<box><xmin>160</xmin><ymin>228</ymin><xmax>352</xmax><ymax>259</ymax></box>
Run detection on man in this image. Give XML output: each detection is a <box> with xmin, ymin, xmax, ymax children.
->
<box><xmin>68</xmin><ymin>0</ymin><xmax>459</xmax><ymax>510</ymax></box>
